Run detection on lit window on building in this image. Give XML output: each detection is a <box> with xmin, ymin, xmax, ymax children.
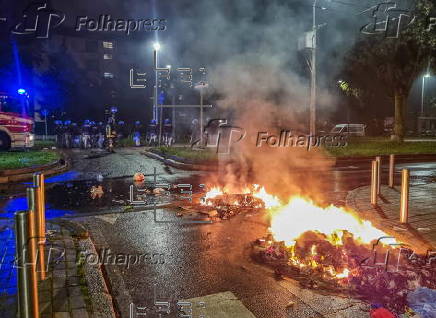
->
<box><xmin>103</xmin><ymin>41</ymin><xmax>113</xmax><ymax>49</ymax></box>
<box><xmin>104</xmin><ymin>54</ymin><xmax>113</xmax><ymax>60</ymax></box>
<box><xmin>104</xmin><ymin>72</ymin><xmax>114</xmax><ymax>79</ymax></box>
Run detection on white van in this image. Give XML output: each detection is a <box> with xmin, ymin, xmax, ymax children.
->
<box><xmin>330</xmin><ymin>124</ymin><xmax>366</xmax><ymax>137</ymax></box>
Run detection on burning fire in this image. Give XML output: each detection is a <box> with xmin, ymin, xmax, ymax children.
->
<box><xmin>202</xmin><ymin>184</ymin><xmax>396</xmax><ymax>280</ymax></box>
<box><xmin>269</xmin><ymin>197</ymin><xmax>388</xmax><ymax>247</ymax></box>
<box><xmin>267</xmin><ymin>196</ymin><xmax>397</xmax><ymax>279</ymax></box>
<box><xmin>201</xmin><ymin>184</ymin><xmax>281</xmax><ymax>209</ymax></box>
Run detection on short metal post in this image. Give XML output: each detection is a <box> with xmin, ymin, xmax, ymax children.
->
<box><xmin>389</xmin><ymin>154</ymin><xmax>395</xmax><ymax>188</ymax></box>
<box><xmin>400</xmin><ymin>169</ymin><xmax>410</xmax><ymax>224</ymax></box>
<box><xmin>371</xmin><ymin>160</ymin><xmax>378</xmax><ymax>205</ymax></box>
<box><xmin>27</xmin><ymin>188</ymin><xmax>40</xmax><ymax>318</ymax></box>
<box><xmin>15</xmin><ymin>211</ymin><xmax>32</xmax><ymax>318</ymax></box>
<box><xmin>376</xmin><ymin>156</ymin><xmax>381</xmax><ymax>195</ymax></box>
<box><xmin>33</xmin><ymin>174</ymin><xmax>46</xmax><ymax>280</ymax></box>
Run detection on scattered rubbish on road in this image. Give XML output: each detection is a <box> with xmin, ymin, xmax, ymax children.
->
<box><xmin>90</xmin><ymin>185</ymin><xmax>104</xmax><ymax>199</ymax></box>
<box><xmin>133</xmin><ymin>172</ymin><xmax>145</xmax><ymax>182</ymax></box>
<box><xmin>407</xmin><ymin>287</ymin><xmax>436</xmax><ymax>318</ymax></box>
<box><xmin>370</xmin><ymin>304</ymin><xmax>396</xmax><ymax>318</ymax></box>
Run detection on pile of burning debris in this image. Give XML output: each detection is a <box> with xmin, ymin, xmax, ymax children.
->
<box><xmin>176</xmin><ymin>183</ymin><xmax>435</xmax><ymax>314</ymax></box>
<box><xmin>174</xmin><ymin>184</ymin><xmax>281</xmax><ymax>220</ymax></box>
<box><xmin>247</xmin><ymin>196</ymin><xmax>436</xmax><ymax>315</ymax></box>
<box><xmin>252</xmin><ymin>234</ymin><xmax>436</xmax><ymax>314</ymax></box>
<box><xmin>198</xmin><ymin>192</ymin><xmax>265</xmax><ymax>219</ymax></box>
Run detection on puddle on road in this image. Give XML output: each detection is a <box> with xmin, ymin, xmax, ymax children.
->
<box><xmin>0</xmin><ymin>174</ymin><xmax>205</xmax><ymax>219</ymax></box>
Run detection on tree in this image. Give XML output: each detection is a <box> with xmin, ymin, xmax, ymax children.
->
<box><xmin>343</xmin><ymin>0</ymin><xmax>435</xmax><ymax>141</ymax></box>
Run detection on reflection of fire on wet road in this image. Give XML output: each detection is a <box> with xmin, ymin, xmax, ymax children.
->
<box><xmin>195</xmin><ymin>184</ymin><xmax>436</xmax><ymax>314</ymax></box>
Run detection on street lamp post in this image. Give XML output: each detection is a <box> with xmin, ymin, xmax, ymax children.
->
<box><xmin>166</xmin><ymin>65</ymin><xmax>176</xmax><ymax>139</ymax></box>
<box><xmin>153</xmin><ymin>42</ymin><xmax>160</xmax><ymax>122</ymax></box>
<box><xmin>310</xmin><ymin>0</ymin><xmax>318</xmax><ymax>136</ymax></box>
<box><xmin>194</xmin><ymin>82</ymin><xmax>208</xmax><ymax>146</ymax></box>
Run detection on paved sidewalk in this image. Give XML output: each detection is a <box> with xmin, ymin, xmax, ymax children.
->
<box><xmin>0</xmin><ymin>219</ymin><xmax>115</xmax><ymax>318</ymax></box>
<box><xmin>346</xmin><ymin>183</ymin><xmax>436</xmax><ymax>253</ymax></box>
<box><xmin>39</xmin><ymin>222</ymin><xmax>91</xmax><ymax>318</ymax></box>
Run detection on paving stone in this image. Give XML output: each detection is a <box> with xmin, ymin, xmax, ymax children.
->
<box><xmin>53</xmin><ymin>261</ymin><xmax>67</xmax><ymax>270</ymax></box>
<box><xmin>66</xmin><ymin>267</ymin><xmax>78</xmax><ymax>276</ymax></box>
<box><xmin>70</xmin><ymin>295</ymin><xmax>86</xmax><ymax>309</ymax></box>
<box><xmin>52</xmin><ymin>288</ymin><xmax>69</xmax><ymax>311</ymax></box>
<box><xmin>40</xmin><ymin>301</ymin><xmax>52</xmax><ymax>315</ymax></box>
<box><xmin>64</xmin><ymin>239</ymin><xmax>75</xmax><ymax>249</ymax></box>
<box><xmin>66</xmin><ymin>261</ymin><xmax>78</xmax><ymax>269</ymax></box>
<box><xmin>39</xmin><ymin>290</ymin><xmax>51</xmax><ymax>303</ymax></box>
<box><xmin>68</xmin><ymin>286</ymin><xmax>83</xmax><ymax>297</ymax></box>
<box><xmin>53</xmin><ymin>270</ymin><xmax>67</xmax><ymax>278</ymax></box>
<box><xmin>65</xmin><ymin>253</ymin><xmax>76</xmax><ymax>262</ymax></box>
<box><xmin>72</xmin><ymin>309</ymin><xmax>90</xmax><ymax>318</ymax></box>
<box><xmin>53</xmin><ymin>277</ymin><xmax>67</xmax><ymax>288</ymax></box>
<box><xmin>66</xmin><ymin>276</ymin><xmax>82</xmax><ymax>287</ymax></box>
<box><xmin>54</xmin><ymin>312</ymin><xmax>71</xmax><ymax>318</ymax></box>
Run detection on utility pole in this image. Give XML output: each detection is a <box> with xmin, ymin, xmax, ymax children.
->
<box><xmin>200</xmin><ymin>85</ymin><xmax>204</xmax><ymax>146</ymax></box>
<box><xmin>171</xmin><ymin>86</ymin><xmax>176</xmax><ymax>139</ymax></box>
<box><xmin>153</xmin><ymin>53</ymin><xmax>158</xmax><ymax>122</ymax></box>
<box><xmin>153</xmin><ymin>43</ymin><xmax>161</xmax><ymax>122</ymax></box>
<box><xmin>194</xmin><ymin>82</ymin><xmax>208</xmax><ymax>146</ymax></box>
<box><xmin>310</xmin><ymin>0</ymin><xmax>317</xmax><ymax>136</ymax></box>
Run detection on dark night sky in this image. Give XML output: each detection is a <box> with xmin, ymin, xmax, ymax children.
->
<box><xmin>0</xmin><ymin>0</ymin><xmax>433</xmax><ymax>124</ymax></box>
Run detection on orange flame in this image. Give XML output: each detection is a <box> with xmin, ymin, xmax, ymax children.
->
<box><xmin>268</xmin><ymin>196</ymin><xmax>390</xmax><ymax>246</ymax></box>
<box><xmin>201</xmin><ymin>184</ymin><xmax>396</xmax><ymax>280</ymax></box>
<box><xmin>201</xmin><ymin>184</ymin><xmax>281</xmax><ymax>209</ymax></box>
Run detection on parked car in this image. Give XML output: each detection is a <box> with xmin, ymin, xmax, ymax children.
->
<box><xmin>330</xmin><ymin>124</ymin><xmax>366</xmax><ymax>137</ymax></box>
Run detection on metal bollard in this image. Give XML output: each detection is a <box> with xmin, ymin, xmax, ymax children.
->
<box><xmin>400</xmin><ymin>169</ymin><xmax>410</xmax><ymax>224</ymax></box>
<box><xmin>27</xmin><ymin>188</ymin><xmax>40</xmax><ymax>318</ymax></box>
<box><xmin>15</xmin><ymin>211</ymin><xmax>32</xmax><ymax>318</ymax></box>
<box><xmin>371</xmin><ymin>160</ymin><xmax>378</xmax><ymax>205</ymax></box>
<box><xmin>33</xmin><ymin>173</ymin><xmax>46</xmax><ymax>280</ymax></box>
<box><xmin>389</xmin><ymin>154</ymin><xmax>395</xmax><ymax>188</ymax></box>
<box><xmin>376</xmin><ymin>156</ymin><xmax>381</xmax><ymax>195</ymax></box>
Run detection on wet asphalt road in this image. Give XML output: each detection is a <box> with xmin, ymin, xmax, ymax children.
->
<box><xmin>1</xmin><ymin>148</ymin><xmax>436</xmax><ymax>317</ymax></box>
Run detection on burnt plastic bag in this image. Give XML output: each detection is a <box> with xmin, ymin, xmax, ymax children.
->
<box><xmin>407</xmin><ymin>287</ymin><xmax>436</xmax><ymax>318</ymax></box>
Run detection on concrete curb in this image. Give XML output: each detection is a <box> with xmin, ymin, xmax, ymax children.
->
<box><xmin>0</xmin><ymin>150</ymin><xmax>71</xmax><ymax>184</ymax></box>
<box><xmin>144</xmin><ymin>151</ymin><xmax>218</xmax><ymax>171</ymax></box>
<box><xmin>345</xmin><ymin>185</ymin><xmax>434</xmax><ymax>253</ymax></box>
<box><xmin>80</xmin><ymin>216</ymin><xmax>133</xmax><ymax>318</ymax></box>
<box><xmin>78</xmin><ymin>238</ymin><xmax>117</xmax><ymax>318</ymax></box>
<box><xmin>335</xmin><ymin>153</ymin><xmax>436</xmax><ymax>167</ymax></box>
